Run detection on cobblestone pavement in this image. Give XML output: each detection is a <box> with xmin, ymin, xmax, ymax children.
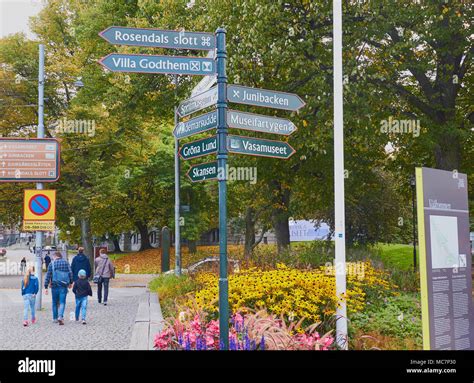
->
<box><xmin>0</xmin><ymin>280</ymin><xmax>146</xmax><ymax>350</ymax></box>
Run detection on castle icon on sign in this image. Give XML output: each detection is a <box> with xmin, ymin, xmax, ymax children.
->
<box><xmin>190</xmin><ymin>61</ymin><xmax>200</xmax><ymax>71</ymax></box>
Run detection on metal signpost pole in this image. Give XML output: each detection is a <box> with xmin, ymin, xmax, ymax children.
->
<box><xmin>333</xmin><ymin>0</ymin><xmax>348</xmax><ymax>349</ymax></box>
<box><xmin>216</xmin><ymin>27</ymin><xmax>229</xmax><ymax>350</ymax></box>
<box><xmin>35</xmin><ymin>44</ymin><xmax>45</xmax><ymax>310</ymax></box>
<box><xmin>174</xmin><ymin>75</ymin><xmax>181</xmax><ymax>276</ymax></box>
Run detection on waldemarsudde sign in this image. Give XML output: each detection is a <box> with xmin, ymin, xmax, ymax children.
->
<box><xmin>173</xmin><ymin>110</ymin><xmax>217</xmax><ymax>139</ymax></box>
<box><xmin>99</xmin><ymin>53</ymin><xmax>215</xmax><ymax>76</ymax></box>
<box><xmin>99</xmin><ymin>27</ymin><xmax>216</xmax><ymax>50</ymax></box>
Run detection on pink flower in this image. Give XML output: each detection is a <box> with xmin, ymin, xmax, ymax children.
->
<box><xmin>206</xmin><ymin>320</ymin><xmax>220</xmax><ymax>337</ymax></box>
<box><xmin>233</xmin><ymin>313</ymin><xmax>244</xmax><ymax>327</ymax></box>
<box><xmin>154</xmin><ymin>330</ymin><xmax>172</xmax><ymax>350</ymax></box>
<box><xmin>206</xmin><ymin>335</ymin><xmax>215</xmax><ymax>347</ymax></box>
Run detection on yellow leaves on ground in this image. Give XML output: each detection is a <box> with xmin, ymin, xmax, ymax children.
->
<box><xmin>113</xmin><ymin>245</ymin><xmax>244</xmax><ymax>274</ymax></box>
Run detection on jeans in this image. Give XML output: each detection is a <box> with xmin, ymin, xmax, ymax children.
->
<box><xmin>22</xmin><ymin>294</ymin><xmax>36</xmax><ymax>321</ymax></box>
<box><xmin>97</xmin><ymin>278</ymin><xmax>110</xmax><ymax>303</ymax></box>
<box><xmin>75</xmin><ymin>296</ymin><xmax>88</xmax><ymax>321</ymax></box>
<box><xmin>51</xmin><ymin>286</ymin><xmax>68</xmax><ymax>320</ymax></box>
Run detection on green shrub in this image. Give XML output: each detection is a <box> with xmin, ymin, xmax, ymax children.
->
<box><xmin>350</xmin><ymin>292</ymin><xmax>422</xmax><ymax>347</ymax></box>
<box><xmin>148</xmin><ymin>274</ymin><xmax>197</xmax><ymax>317</ymax></box>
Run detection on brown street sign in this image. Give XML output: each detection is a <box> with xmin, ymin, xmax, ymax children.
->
<box><xmin>0</xmin><ymin>138</ymin><xmax>60</xmax><ymax>182</ymax></box>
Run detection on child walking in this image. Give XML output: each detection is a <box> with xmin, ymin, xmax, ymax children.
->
<box><xmin>72</xmin><ymin>269</ymin><xmax>92</xmax><ymax>324</ymax></box>
<box><xmin>21</xmin><ymin>266</ymin><xmax>39</xmax><ymax>326</ymax></box>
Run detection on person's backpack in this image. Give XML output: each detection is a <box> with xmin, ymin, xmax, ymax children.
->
<box><xmin>52</xmin><ymin>260</ymin><xmax>70</xmax><ymax>288</ymax></box>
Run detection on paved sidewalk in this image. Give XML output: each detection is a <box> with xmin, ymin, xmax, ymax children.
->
<box><xmin>0</xmin><ymin>271</ymin><xmax>158</xmax><ymax>350</ymax></box>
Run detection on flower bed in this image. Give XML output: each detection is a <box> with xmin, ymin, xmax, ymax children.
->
<box><xmin>154</xmin><ymin>309</ymin><xmax>334</xmax><ymax>350</ymax></box>
<box><xmin>188</xmin><ymin>262</ymin><xmax>393</xmax><ymax>327</ymax></box>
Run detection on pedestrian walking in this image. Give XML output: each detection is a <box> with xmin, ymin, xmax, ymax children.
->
<box><xmin>71</xmin><ymin>247</ymin><xmax>91</xmax><ymax>282</ymax></box>
<box><xmin>20</xmin><ymin>257</ymin><xmax>27</xmax><ymax>274</ymax></box>
<box><xmin>44</xmin><ymin>253</ymin><xmax>51</xmax><ymax>272</ymax></box>
<box><xmin>44</xmin><ymin>251</ymin><xmax>73</xmax><ymax>325</ymax></box>
<box><xmin>94</xmin><ymin>249</ymin><xmax>115</xmax><ymax>306</ymax></box>
<box><xmin>21</xmin><ymin>266</ymin><xmax>39</xmax><ymax>327</ymax></box>
<box><xmin>73</xmin><ymin>269</ymin><xmax>92</xmax><ymax>325</ymax></box>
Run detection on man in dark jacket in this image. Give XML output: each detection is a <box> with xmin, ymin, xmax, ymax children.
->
<box><xmin>71</xmin><ymin>247</ymin><xmax>91</xmax><ymax>282</ymax></box>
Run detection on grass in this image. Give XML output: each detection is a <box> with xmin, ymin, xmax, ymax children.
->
<box><xmin>148</xmin><ymin>273</ymin><xmax>198</xmax><ymax>317</ymax></box>
<box><xmin>107</xmin><ymin>252</ymin><xmax>131</xmax><ymax>261</ymax></box>
<box><xmin>375</xmin><ymin>243</ymin><xmax>419</xmax><ymax>271</ymax></box>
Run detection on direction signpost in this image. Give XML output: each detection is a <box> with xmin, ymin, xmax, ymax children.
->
<box><xmin>0</xmin><ymin>138</ymin><xmax>60</xmax><ymax>182</ymax></box>
<box><xmin>227</xmin><ymin>110</ymin><xmax>297</xmax><ymax>136</ymax></box>
<box><xmin>99</xmin><ymin>53</ymin><xmax>215</xmax><ymax>76</ymax></box>
<box><xmin>99</xmin><ymin>23</ymin><xmax>216</xmax><ymax>295</ymax></box>
<box><xmin>99</xmin><ymin>27</ymin><xmax>216</xmax><ymax>50</ymax></box>
<box><xmin>227</xmin><ymin>84</ymin><xmax>305</xmax><ymax>111</ymax></box>
<box><xmin>99</xmin><ymin>23</ymin><xmax>306</xmax><ymax>350</ymax></box>
<box><xmin>227</xmin><ymin>134</ymin><xmax>295</xmax><ymax>159</ymax></box>
<box><xmin>186</xmin><ymin>161</ymin><xmax>218</xmax><ymax>182</ymax></box>
<box><xmin>177</xmin><ymin>86</ymin><xmax>217</xmax><ymax>118</ymax></box>
<box><xmin>173</xmin><ymin>110</ymin><xmax>217</xmax><ymax>139</ymax></box>
<box><xmin>179</xmin><ymin>136</ymin><xmax>217</xmax><ymax>160</ymax></box>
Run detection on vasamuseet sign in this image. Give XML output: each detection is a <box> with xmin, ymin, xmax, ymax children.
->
<box><xmin>416</xmin><ymin>167</ymin><xmax>473</xmax><ymax>350</ymax></box>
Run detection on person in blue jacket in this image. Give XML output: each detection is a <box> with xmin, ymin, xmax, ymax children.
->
<box><xmin>71</xmin><ymin>247</ymin><xmax>91</xmax><ymax>282</ymax></box>
<box><xmin>21</xmin><ymin>266</ymin><xmax>39</xmax><ymax>326</ymax></box>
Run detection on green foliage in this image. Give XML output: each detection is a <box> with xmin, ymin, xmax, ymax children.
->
<box><xmin>350</xmin><ymin>292</ymin><xmax>422</xmax><ymax>348</ymax></box>
<box><xmin>148</xmin><ymin>273</ymin><xmax>198</xmax><ymax>317</ymax></box>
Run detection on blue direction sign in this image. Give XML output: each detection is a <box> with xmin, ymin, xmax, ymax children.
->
<box><xmin>186</xmin><ymin>161</ymin><xmax>218</xmax><ymax>182</ymax></box>
<box><xmin>173</xmin><ymin>110</ymin><xmax>217</xmax><ymax>139</ymax></box>
<box><xmin>99</xmin><ymin>53</ymin><xmax>215</xmax><ymax>76</ymax></box>
<box><xmin>99</xmin><ymin>26</ymin><xmax>215</xmax><ymax>50</ymax></box>
<box><xmin>227</xmin><ymin>110</ymin><xmax>297</xmax><ymax>136</ymax></box>
<box><xmin>227</xmin><ymin>85</ymin><xmax>305</xmax><ymax>111</ymax></box>
<box><xmin>179</xmin><ymin>136</ymin><xmax>217</xmax><ymax>160</ymax></box>
<box><xmin>178</xmin><ymin>86</ymin><xmax>217</xmax><ymax>118</ymax></box>
<box><xmin>227</xmin><ymin>135</ymin><xmax>295</xmax><ymax>159</ymax></box>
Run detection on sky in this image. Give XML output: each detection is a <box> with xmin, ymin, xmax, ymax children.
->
<box><xmin>0</xmin><ymin>0</ymin><xmax>45</xmax><ymax>39</ymax></box>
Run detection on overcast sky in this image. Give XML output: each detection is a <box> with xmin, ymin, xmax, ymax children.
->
<box><xmin>0</xmin><ymin>0</ymin><xmax>45</xmax><ymax>39</ymax></box>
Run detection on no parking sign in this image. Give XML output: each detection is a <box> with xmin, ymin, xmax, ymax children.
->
<box><xmin>23</xmin><ymin>189</ymin><xmax>56</xmax><ymax>231</ymax></box>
